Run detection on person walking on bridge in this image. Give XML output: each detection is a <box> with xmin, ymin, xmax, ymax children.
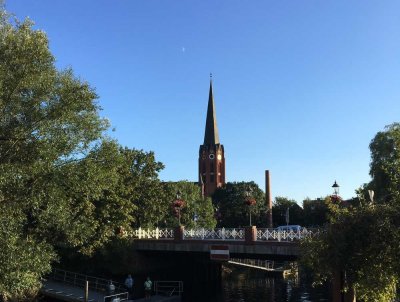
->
<box><xmin>124</xmin><ymin>274</ymin><xmax>134</xmax><ymax>298</ymax></box>
<box><xmin>144</xmin><ymin>277</ymin><xmax>152</xmax><ymax>300</ymax></box>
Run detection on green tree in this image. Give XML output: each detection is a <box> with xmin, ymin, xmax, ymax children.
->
<box><xmin>163</xmin><ymin>181</ymin><xmax>216</xmax><ymax>228</ymax></box>
<box><xmin>302</xmin><ymin>197</ymin><xmax>329</xmax><ymax>227</ymax></box>
<box><xmin>272</xmin><ymin>196</ymin><xmax>303</xmax><ymax>227</ymax></box>
<box><xmin>0</xmin><ymin>10</ymin><xmax>146</xmax><ymax>300</ymax></box>
<box><xmin>120</xmin><ymin>147</ymin><xmax>165</xmax><ymax>228</ymax></box>
<box><xmin>213</xmin><ymin>182</ymin><xmax>266</xmax><ymax>227</ymax></box>
<box><xmin>302</xmin><ymin>124</ymin><xmax>400</xmax><ymax>301</ymax></box>
<box><xmin>302</xmin><ymin>200</ymin><xmax>400</xmax><ymax>302</ymax></box>
<box><xmin>0</xmin><ymin>204</ymin><xmax>56</xmax><ymax>302</ymax></box>
<box><xmin>369</xmin><ymin>123</ymin><xmax>400</xmax><ymax>202</ymax></box>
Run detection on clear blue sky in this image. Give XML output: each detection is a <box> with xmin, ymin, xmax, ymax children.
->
<box><xmin>7</xmin><ymin>0</ymin><xmax>400</xmax><ymax>203</ymax></box>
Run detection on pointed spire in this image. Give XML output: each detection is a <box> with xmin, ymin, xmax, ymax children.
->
<box><xmin>203</xmin><ymin>76</ymin><xmax>220</xmax><ymax>145</ymax></box>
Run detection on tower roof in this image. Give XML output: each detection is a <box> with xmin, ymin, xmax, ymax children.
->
<box><xmin>203</xmin><ymin>79</ymin><xmax>220</xmax><ymax>145</ymax></box>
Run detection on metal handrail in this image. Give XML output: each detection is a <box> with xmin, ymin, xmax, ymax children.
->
<box><xmin>103</xmin><ymin>292</ymin><xmax>129</xmax><ymax>302</ymax></box>
<box><xmin>154</xmin><ymin>281</ymin><xmax>183</xmax><ymax>297</ymax></box>
<box><xmin>50</xmin><ymin>268</ymin><xmax>125</xmax><ymax>293</ymax></box>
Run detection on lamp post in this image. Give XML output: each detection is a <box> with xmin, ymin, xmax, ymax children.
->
<box><xmin>332</xmin><ymin>180</ymin><xmax>340</xmax><ymax>196</ymax></box>
<box><xmin>214</xmin><ymin>205</ymin><xmax>222</xmax><ymax>226</ymax></box>
<box><xmin>245</xmin><ymin>186</ymin><xmax>256</xmax><ymax>226</ymax></box>
<box><xmin>173</xmin><ymin>190</ymin><xmax>185</xmax><ymax>226</ymax></box>
<box><xmin>330</xmin><ymin>180</ymin><xmax>341</xmax><ymax>203</ymax></box>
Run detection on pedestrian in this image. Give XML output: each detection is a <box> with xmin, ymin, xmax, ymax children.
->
<box><xmin>124</xmin><ymin>274</ymin><xmax>134</xmax><ymax>298</ymax></box>
<box><xmin>144</xmin><ymin>276</ymin><xmax>152</xmax><ymax>300</ymax></box>
<box><xmin>107</xmin><ymin>280</ymin><xmax>115</xmax><ymax>295</ymax></box>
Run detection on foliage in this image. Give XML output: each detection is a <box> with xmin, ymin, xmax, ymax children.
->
<box><xmin>369</xmin><ymin>123</ymin><xmax>400</xmax><ymax>202</ymax></box>
<box><xmin>212</xmin><ymin>182</ymin><xmax>266</xmax><ymax>227</ymax></box>
<box><xmin>0</xmin><ymin>204</ymin><xmax>56</xmax><ymax>302</ymax></box>
<box><xmin>302</xmin><ymin>198</ymin><xmax>329</xmax><ymax>227</ymax></box>
<box><xmin>272</xmin><ymin>196</ymin><xmax>303</xmax><ymax>227</ymax></box>
<box><xmin>0</xmin><ymin>10</ymin><xmax>162</xmax><ymax>300</ymax></box>
<box><xmin>162</xmin><ymin>181</ymin><xmax>216</xmax><ymax>228</ymax></box>
<box><xmin>120</xmin><ymin>148</ymin><xmax>165</xmax><ymax>228</ymax></box>
<box><xmin>301</xmin><ymin>197</ymin><xmax>400</xmax><ymax>302</ymax></box>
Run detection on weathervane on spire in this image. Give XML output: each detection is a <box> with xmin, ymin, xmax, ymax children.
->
<box><xmin>210</xmin><ymin>72</ymin><xmax>212</xmax><ymax>79</ymax></box>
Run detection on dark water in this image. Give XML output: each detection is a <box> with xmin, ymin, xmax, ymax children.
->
<box><xmin>215</xmin><ymin>265</ymin><xmax>330</xmax><ymax>302</ymax></box>
<box><xmin>40</xmin><ymin>263</ymin><xmax>330</xmax><ymax>302</ymax></box>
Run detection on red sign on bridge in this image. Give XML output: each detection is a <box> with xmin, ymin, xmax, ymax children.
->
<box><xmin>210</xmin><ymin>245</ymin><xmax>230</xmax><ymax>261</ymax></box>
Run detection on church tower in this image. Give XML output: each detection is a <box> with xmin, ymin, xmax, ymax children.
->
<box><xmin>199</xmin><ymin>78</ymin><xmax>225</xmax><ymax>197</ymax></box>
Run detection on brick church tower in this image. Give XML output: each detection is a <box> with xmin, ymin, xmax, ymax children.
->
<box><xmin>199</xmin><ymin>78</ymin><xmax>225</xmax><ymax>197</ymax></box>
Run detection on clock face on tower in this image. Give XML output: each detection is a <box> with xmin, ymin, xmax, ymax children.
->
<box><xmin>209</xmin><ymin>154</ymin><xmax>215</xmax><ymax>160</ymax></box>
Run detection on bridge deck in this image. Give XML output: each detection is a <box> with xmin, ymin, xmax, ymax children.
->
<box><xmin>134</xmin><ymin>239</ymin><xmax>300</xmax><ymax>260</ymax></box>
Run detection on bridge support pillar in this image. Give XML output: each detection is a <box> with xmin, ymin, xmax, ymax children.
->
<box><xmin>245</xmin><ymin>226</ymin><xmax>257</xmax><ymax>244</ymax></box>
<box><xmin>332</xmin><ymin>271</ymin><xmax>356</xmax><ymax>302</ymax></box>
<box><xmin>174</xmin><ymin>226</ymin><xmax>184</xmax><ymax>241</ymax></box>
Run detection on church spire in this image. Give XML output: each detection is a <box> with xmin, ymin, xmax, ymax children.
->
<box><xmin>199</xmin><ymin>75</ymin><xmax>225</xmax><ymax>197</ymax></box>
<box><xmin>203</xmin><ymin>77</ymin><xmax>220</xmax><ymax>145</ymax></box>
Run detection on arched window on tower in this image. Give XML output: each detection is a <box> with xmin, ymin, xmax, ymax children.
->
<box><xmin>210</xmin><ymin>162</ymin><xmax>214</xmax><ymax>173</ymax></box>
<box><xmin>218</xmin><ymin>162</ymin><xmax>223</xmax><ymax>183</ymax></box>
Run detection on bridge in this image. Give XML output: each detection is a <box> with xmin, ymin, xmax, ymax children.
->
<box><xmin>128</xmin><ymin>226</ymin><xmax>317</xmax><ymax>260</ymax></box>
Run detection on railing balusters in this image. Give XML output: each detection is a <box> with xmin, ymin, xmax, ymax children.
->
<box><xmin>129</xmin><ymin>227</ymin><xmax>318</xmax><ymax>241</ymax></box>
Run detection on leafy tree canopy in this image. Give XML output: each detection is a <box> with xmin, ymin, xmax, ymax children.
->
<box><xmin>302</xmin><ymin>197</ymin><xmax>330</xmax><ymax>227</ymax></box>
<box><xmin>368</xmin><ymin>123</ymin><xmax>400</xmax><ymax>203</ymax></box>
<box><xmin>301</xmin><ymin>200</ymin><xmax>400</xmax><ymax>302</ymax></box>
<box><xmin>162</xmin><ymin>181</ymin><xmax>216</xmax><ymax>228</ymax></box>
<box><xmin>213</xmin><ymin>182</ymin><xmax>266</xmax><ymax>227</ymax></box>
<box><xmin>302</xmin><ymin>124</ymin><xmax>400</xmax><ymax>302</ymax></box>
<box><xmin>272</xmin><ymin>196</ymin><xmax>303</xmax><ymax>227</ymax></box>
<box><xmin>0</xmin><ymin>9</ymin><xmax>162</xmax><ymax>300</ymax></box>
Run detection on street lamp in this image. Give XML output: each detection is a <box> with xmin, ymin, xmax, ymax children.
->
<box><xmin>245</xmin><ymin>186</ymin><xmax>256</xmax><ymax>226</ymax></box>
<box><xmin>332</xmin><ymin>180</ymin><xmax>340</xmax><ymax>196</ymax></box>
<box><xmin>173</xmin><ymin>190</ymin><xmax>185</xmax><ymax>226</ymax></box>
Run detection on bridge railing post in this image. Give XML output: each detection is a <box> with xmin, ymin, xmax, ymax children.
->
<box><xmin>174</xmin><ymin>226</ymin><xmax>184</xmax><ymax>241</ymax></box>
<box><xmin>245</xmin><ymin>226</ymin><xmax>257</xmax><ymax>244</ymax></box>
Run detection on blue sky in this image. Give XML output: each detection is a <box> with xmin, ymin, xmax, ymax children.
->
<box><xmin>7</xmin><ymin>1</ymin><xmax>400</xmax><ymax>203</ymax></box>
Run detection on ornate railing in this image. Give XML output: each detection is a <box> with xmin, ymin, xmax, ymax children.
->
<box><xmin>257</xmin><ymin>228</ymin><xmax>318</xmax><ymax>241</ymax></box>
<box><xmin>183</xmin><ymin>228</ymin><xmax>245</xmax><ymax>241</ymax></box>
<box><xmin>128</xmin><ymin>228</ymin><xmax>174</xmax><ymax>239</ymax></box>
<box><xmin>130</xmin><ymin>227</ymin><xmax>318</xmax><ymax>241</ymax></box>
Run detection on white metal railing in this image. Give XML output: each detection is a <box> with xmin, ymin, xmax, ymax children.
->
<box><xmin>50</xmin><ymin>268</ymin><xmax>127</xmax><ymax>296</ymax></box>
<box><xmin>129</xmin><ymin>227</ymin><xmax>318</xmax><ymax>241</ymax></box>
<box><xmin>154</xmin><ymin>281</ymin><xmax>183</xmax><ymax>297</ymax></box>
<box><xmin>256</xmin><ymin>228</ymin><xmax>318</xmax><ymax>241</ymax></box>
<box><xmin>128</xmin><ymin>228</ymin><xmax>174</xmax><ymax>239</ymax></box>
<box><xmin>183</xmin><ymin>228</ymin><xmax>245</xmax><ymax>240</ymax></box>
<box><xmin>229</xmin><ymin>258</ymin><xmax>278</xmax><ymax>270</ymax></box>
<box><xmin>103</xmin><ymin>292</ymin><xmax>129</xmax><ymax>302</ymax></box>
